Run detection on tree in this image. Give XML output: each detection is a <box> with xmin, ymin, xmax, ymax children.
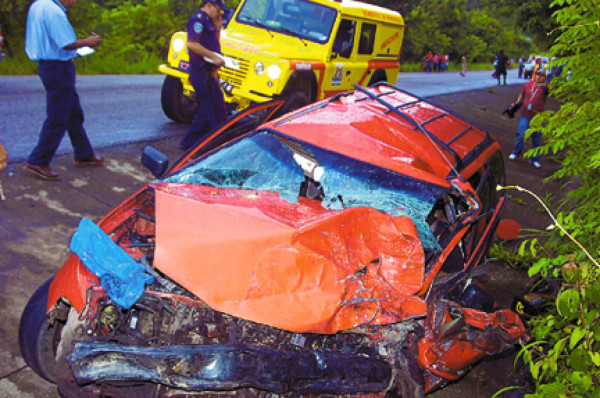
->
<box><xmin>516</xmin><ymin>0</ymin><xmax>600</xmax><ymax>395</ymax></box>
<box><xmin>505</xmin><ymin>0</ymin><xmax>563</xmax><ymax>49</ymax></box>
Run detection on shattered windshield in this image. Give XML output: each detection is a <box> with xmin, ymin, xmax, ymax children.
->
<box><xmin>236</xmin><ymin>0</ymin><xmax>337</xmax><ymax>44</ymax></box>
<box><xmin>164</xmin><ymin>131</ymin><xmax>446</xmax><ymax>250</ymax></box>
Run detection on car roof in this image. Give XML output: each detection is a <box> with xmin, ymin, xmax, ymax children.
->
<box><xmin>266</xmin><ymin>83</ymin><xmax>493</xmax><ymax>188</ymax></box>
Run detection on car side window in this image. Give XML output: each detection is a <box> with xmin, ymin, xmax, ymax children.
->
<box><xmin>332</xmin><ymin>19</ymin><xmax>356</xmax><ymax>58</ymax></box>
<box><xmin>358</xmin><ymin>23</ymin><xmax>376</xmax><ymax>55</ymax></box>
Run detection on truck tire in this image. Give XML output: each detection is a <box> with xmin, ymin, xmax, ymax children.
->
<box><xmin>161</xmin><ymin>75</ymin><xmax>199</xmax><ymax>124</ymax></box>
<box><xmin>18</xmin><ymin>277</ymin><xmax>64</xmax><ymax>383</ymax></box>
<box><xmin>368</xmin><ymin>70</ymin><xmax>387</xmax><ymax>86</ymax></box>
<box><xmin>275</xmin><ymin>91</ymin><xmax>310</xmax><ymax>118</ymax></box>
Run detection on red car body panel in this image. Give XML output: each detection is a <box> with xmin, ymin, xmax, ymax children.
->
<box><xmin>152</xmin><ymin>183</ymin><xmax>427</xmax><ymax>334</ymax></box>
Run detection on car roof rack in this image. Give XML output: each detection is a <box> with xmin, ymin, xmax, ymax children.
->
<box><xmin>352</xmin><ymin>83</ymin><xmax>464</xmax><ymax>174</ymax></box>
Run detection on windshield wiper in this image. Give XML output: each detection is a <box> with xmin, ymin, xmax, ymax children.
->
<box><xmin>242</xmin><ymin>17</ymin><xmax>274</xmax><ymax>38</ymax></box>
<box><xmin>278</xmin><ymin>27</ymin><xmax>307</xmax><ymax>47</ymax></box>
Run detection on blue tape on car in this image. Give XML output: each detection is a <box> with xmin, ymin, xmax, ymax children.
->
<box><xmin>70</xmin><ymin>217</ymin><xmax>153</xmax><ymax>309</ymax></box>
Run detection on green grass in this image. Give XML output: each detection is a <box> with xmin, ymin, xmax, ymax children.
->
<box><xmin>401</xmin><ymin>62</ymin><xmax>495</xmax><ymax>72</ymax></box>
<box><xmin>0</xmin><ymin>48</ymin><xmax>164</xmax><ymax>75</ymax></box>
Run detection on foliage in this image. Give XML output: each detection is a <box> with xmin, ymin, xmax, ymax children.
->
<box><xmin>0</xmin><ymin>0</ymin><xmax>239</xmax><ymax>72</ymax></box>
<box><xmin>505</xmin><ymin>0</ymin><xmax>564</xmax><ymax>49</ymax></box>
<box><xmin>507</xmin><ymin>0</ymin><xmax>600</xmax><ymax>396</ymax></box>
<box><xmin>366</xmin><ymin>0</ymin><xmax>535</xmax><ymax>63</ymax></box>
<box><xmin>1</xmin><ymin>0</ymin><xmax>535</xmax><ymax>72</ymax></box>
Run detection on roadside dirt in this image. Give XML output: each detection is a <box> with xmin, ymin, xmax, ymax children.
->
<box><xmin>426</xmin><ymin>84</ymin><xmax>562</xmax><ymax>397</ymax></box>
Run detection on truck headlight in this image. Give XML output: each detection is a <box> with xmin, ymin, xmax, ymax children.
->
<box><xmin>254</xmin><ymin>61</ymin><xmax>265</xmax><ymax>75</ymax></box>
<box><xmin>172</xmin><ymin>38</ymin><xmax>185</xmax><ymax>53</ymax></box>
<box><xmin>266</xmin><ymin>65</ymin><xmax>282</xmax><ymax>80</ymax></box>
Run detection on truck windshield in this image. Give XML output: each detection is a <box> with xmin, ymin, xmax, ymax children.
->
<box><xmin>236</xmin><ymin>0</ymin><xmax>337</xmax><ymax>44</ymax></box>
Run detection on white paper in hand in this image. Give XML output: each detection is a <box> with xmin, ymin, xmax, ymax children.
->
<box><xmin>203</xmin><ymin>53</ymin><xmax>239</xmax><ymax>70</ymax></box>
<box><xmin>77</xmin><ymin>46</ymin><xmax>95</xmax><ymax>57</ymax></box>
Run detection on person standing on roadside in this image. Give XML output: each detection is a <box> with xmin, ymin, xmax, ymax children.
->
<box><xmin>531</xmin><ymin>58</ymin><xmax>543</xmax><ymax>81</ymax></box>
<box><xmin>495</xmin><ymin>49</ymin><xmax>509</xmax><ymax>85</ymax></box>
<box><xmin>24</xmin><ymin>0</ymin><xmax>104</xmax><ymax>180</ymax></box>
<box><xmin>517</xmin><ymin>56</ymin><xmax>525</xmax><ymax>79</ymax></box>
<box><xmin>460</xmin><ymin>54</ymin><xmax>467</xmax><ymax>77</ymax></box>
<box><xmin>425</xmin><ymin>51</ymin><xmax>433</xmax><ymax>73</ymax></box>
<box><xmin>508</xmin><ymin>70</ymin><xmax>549</xmax><ymax>168</ymax></box>
<box><xmin>432</xmin><ymin>53</ymin><xmax>439</xmax><ymax>72</ymax></box>
<box><xmin>179</xmin><ymin>0</ymin><xmax>228</xmax><ymax>150</ymax></box>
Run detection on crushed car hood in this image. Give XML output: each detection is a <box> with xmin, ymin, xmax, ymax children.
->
<box><xmin>152</xmin><ymin>183</ymin><xmax>427</xmax><ymax>334</ymax></box>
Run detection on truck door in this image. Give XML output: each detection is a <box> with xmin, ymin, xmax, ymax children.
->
<box><xmin>322</xmin><ymin>18</ymin><xmax>366</xmax><ymax>99</ymax></box>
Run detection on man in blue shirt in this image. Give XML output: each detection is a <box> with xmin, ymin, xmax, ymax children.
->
<box><xmin>24</xmin><ymin>0</ymin><xmax>103</xmax><ymax>180</ymax></box>
<box><xmin>179</xmin><ymin>0</ymin><xmax>228</xmax><ymax>150</ymax></box>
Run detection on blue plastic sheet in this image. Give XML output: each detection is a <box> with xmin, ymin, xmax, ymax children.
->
<box><xmin>70</xmin><ymin>218</ymin><xmax>153</xmax><ymax>309</ymax></box>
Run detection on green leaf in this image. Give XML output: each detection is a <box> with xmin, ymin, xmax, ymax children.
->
<box><xmin>570</xmin><ymin>371</ymin><xmax>593</xmax><ymax>394</ymax></box>
<box><xmin>569</xmin><ymin>326</ymin><xmax>586</xmax><ymax>350</ymax></box>
<box><xmin>569</xmin><ymin>347</ymin><xmax>591</xmax><ymax>372</ymax></box>
<box><xmin>557</xmin><ymin>289</ymin><xmax>580</xmax><ymax>321</ymax></box>
<box><xmin>587</xmin><ymin>280</ymin><xmax>600</xmax><ymax>306</ymax></box>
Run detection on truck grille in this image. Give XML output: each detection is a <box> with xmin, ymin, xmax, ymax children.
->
<box><xmin>219</xmin><ymin>56</ymin><xmax>249</xmax><ymax>88</ymax></box>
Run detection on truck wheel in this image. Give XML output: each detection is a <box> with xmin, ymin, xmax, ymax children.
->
<box><xmin>275</xmin><ymin>91</ymin><xmax>310</xmax><ymax>118</ymax></box>
<box><xmin>161</xmin><ymin>75</ymin><xmax>199</xmax><ymax>124</ymax></box>
<box><xmin>18</xmin><ymin>277</ymin><xmax>64</xmax><ymax>383</ymax></box>
<box><xmin>368</xmin><ymin>70</ymin><xmax>387</xmax><ymax>86</ymax></box>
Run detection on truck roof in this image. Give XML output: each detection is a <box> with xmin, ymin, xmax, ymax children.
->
<box><xmin>323</xmin><ymin>0</ymin><xmax>404</xmax><ymax>25</ymax></box>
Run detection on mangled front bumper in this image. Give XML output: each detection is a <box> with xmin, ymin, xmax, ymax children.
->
<box><xmin>67</xmin><ymin>342</ymin><xmax>392</xmax><ymax>395</ymax></box>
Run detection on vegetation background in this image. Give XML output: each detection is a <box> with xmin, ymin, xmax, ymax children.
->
<box><xmin>1</xmin><ymin>0</ymin><xmax>599</xmax><ymax>396</ymax></box>
<box><xmin>0</xmin><ymin>0</ymin><xmax>556</xmax><ymax>74</ymax></box>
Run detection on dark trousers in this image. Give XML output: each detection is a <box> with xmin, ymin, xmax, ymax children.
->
<box><xmin>179</xmin><ymin>67</ymin><xmax>227</xmax><ymax>150</ymax></box>
<box><xmin>496</xmin><ymin>68</ymin><xmax>507</xmax><ymax>84</ymax></box>
<box><xmin>27</xmin><ymin>61</ymin><xmax>94</xmax><ymax>166</ymax></box>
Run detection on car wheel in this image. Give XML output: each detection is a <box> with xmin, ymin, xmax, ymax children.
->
<box><xmin>275</xmin><ymin>91</ymin><xmax>310</xmax><ymax>118</ymax></box>
<box><xmin>18</xmin><ymin>277</ymin><xmax>65</xmax><ymax>383</ymax></box>
<box><xmin>161</xmin><ymin>75</ymin><xmax>199</xmax><ymax>124</ymax></box>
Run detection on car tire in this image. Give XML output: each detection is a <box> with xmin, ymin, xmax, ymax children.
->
<box><xmin>18</xmin><ymin>277</ymin><xmax>64</xmax><ymax>383</ymax></box>
<box><xmin>161</xmin><ymin>75</ymin><xmax>199</xmax><ymax>124</ymax></box>
<box><xmin>275</xmin><ymin>90</ymin><xmax>310</xmax><ymax>118</ymax></box>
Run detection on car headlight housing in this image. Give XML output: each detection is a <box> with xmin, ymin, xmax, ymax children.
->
<box><xmin>172</xmin><ymin>38</ymin><xmax>185</xmax><ymax>53</ymax></box>
<box><xmin>266</xmin><ymin>65</ymin><xmax>282</xmax><ymax>80</ymax></box>
<box><xmin>254</xmin><ymin>61</ymin><xmax>265</xmax><ymax>75</ymax></box>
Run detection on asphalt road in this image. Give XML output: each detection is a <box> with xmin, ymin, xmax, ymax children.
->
<box><xmin>0</xmin><ymin>69</ymin><xmax>522</xmax><ymax>162</ymax></box>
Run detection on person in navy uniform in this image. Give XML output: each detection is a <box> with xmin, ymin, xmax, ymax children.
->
<box><xmin>179</xmin><ymin>0</ymin><xmax>229</xmax><ymax>150</ymax></box>
<box><xmin>24</xmin><ymin>0</ymin><xmax>104</xmax><ymax>180</ymax></box>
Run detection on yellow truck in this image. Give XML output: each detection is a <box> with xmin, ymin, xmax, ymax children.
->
<box><xmin>159</xmin><ymin>0</ymin><xmax>404</xmax><ymax>123</ymax></box>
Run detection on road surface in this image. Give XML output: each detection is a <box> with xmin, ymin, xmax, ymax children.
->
<box><xmin>0</xmin><ymin>69</ymin><xmax>523</xmax><ymax>162</ymax></box>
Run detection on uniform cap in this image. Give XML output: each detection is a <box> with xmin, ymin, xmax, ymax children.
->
<box><xmin>206</xmin><ymin>0</ymin><xmax>227</xmax><ymax>11</ymax></box>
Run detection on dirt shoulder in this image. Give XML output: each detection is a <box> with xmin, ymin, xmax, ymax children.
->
<box><xmin>427</xmin><ymin>85</ymin><xmax>562</xmax><ymax>397</ymax></box>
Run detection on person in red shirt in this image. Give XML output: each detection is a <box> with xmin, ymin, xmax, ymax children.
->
<box><xmin>508</xmin><ymin>70</ymin><xmax>549</xmax><ymax>168</ymax></box>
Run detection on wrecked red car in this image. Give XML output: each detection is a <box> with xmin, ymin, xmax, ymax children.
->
<box><xmin>19</xmin><ymin>83</ymin><xmax>526</xmax><ymax>397</ymax></box>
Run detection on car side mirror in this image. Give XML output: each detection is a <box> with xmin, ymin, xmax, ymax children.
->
<box><xmin>141</xmin><ymin>146</ymin><xmax>169</xmax><ymax>178</ymax></box>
